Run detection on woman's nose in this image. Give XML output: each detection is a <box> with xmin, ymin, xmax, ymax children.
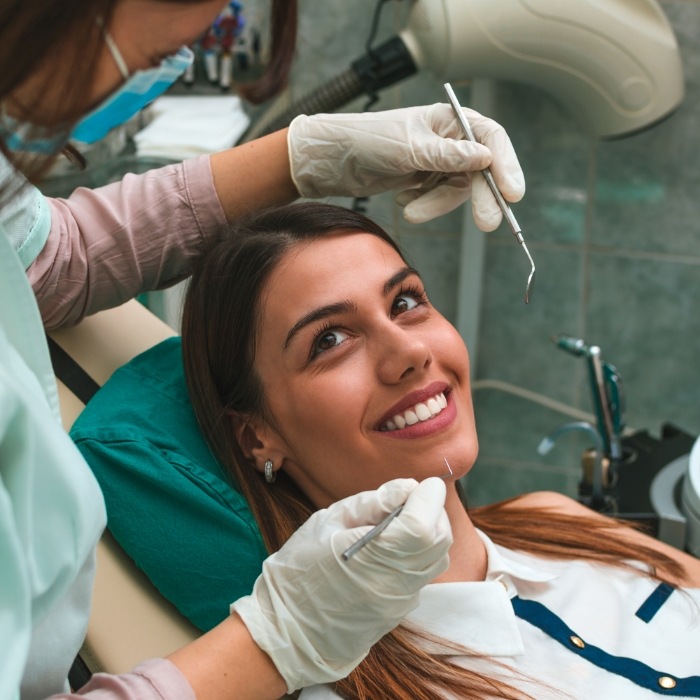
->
<box><xmin>375</xmin><ymin>325</ymin><xmax>432</xmax><ymax>384</ymax></box>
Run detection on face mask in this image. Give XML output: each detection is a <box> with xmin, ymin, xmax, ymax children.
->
<box><xmin>0</xmin><ymin>111</ymin><xmax>71</xmax><ymax>156</ymax></box>
<box><xmin>70</xmin><ymin>32</ymin><xmax>193</xmax><ymax>144</ymax></box>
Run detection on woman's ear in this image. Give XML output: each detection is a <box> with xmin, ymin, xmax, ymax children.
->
<box><xmin>230</xmin><ymin>413</ymin><xmax>287</xmax><ymax>475</ymax></box>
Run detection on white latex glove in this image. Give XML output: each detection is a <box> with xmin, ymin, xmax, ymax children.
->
<box><xmin>287</xmin><ymin>103</ymin><xmax>525</xmax><ymax>231</ymax></box>
<box><xmin>231</xmin><ymin>477</ymin><xmax>451</xmax><ymax>692</ymax></box>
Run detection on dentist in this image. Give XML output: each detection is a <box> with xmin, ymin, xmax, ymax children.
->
<box><xmin>0</xmin><ymin>1</ymin><xmax>525</xmax><ymax>698</ymax></box>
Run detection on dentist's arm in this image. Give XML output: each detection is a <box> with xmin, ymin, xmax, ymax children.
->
<box><xmin>28</xmin><ymin>105</ymin><xmax>523</xmax><ymax>328</ymax></box>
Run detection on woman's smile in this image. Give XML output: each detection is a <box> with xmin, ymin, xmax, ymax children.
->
<box><xmin>376</xmin><ymin>383</ymin><xmax>456</xmax><ymax>439</ymax></box>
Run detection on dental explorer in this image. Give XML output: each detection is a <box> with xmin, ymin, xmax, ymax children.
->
<box><xmin>342</xmin><ymin>459</ymin><xmax>453</xmax><ymax>561</ymax></box>
<box><xmin>443</xmin><ymin>83</ymin><xmax>536</xmax><ymax>304</ymax></box>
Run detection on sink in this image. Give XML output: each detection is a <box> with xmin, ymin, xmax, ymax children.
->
<box><xmin>681</xmin><ymin>436</ymin><xmax>700</xmax><ymax>557</ymax></box>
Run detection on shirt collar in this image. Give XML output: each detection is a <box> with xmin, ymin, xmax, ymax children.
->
<box><xmin>480</xmin><ymin>528</ymin><xmax>558</xmax><ymax>584</ymax></box>
<box><xmin>404</xmin><ymin>529</ymin><xmax>558</xmax><ymax>657</ymax></box>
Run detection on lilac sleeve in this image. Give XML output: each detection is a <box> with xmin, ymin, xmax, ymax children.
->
<box><xmin>51</xmin><ymin>659</ymin><xmax>195</xmax><ymax>699</ymax></box>
<box><xmin>28</xmin><ymin>154</ymin><xmax>228</xmax><ymax>330</ymax></box>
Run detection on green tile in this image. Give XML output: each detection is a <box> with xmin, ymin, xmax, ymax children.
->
<box><xmin>462</xmin><ymin>461</ymin><xmax>577</xmax><ymax>507</ymax></box>
<box><xmin>585</xmin><ymin>253</ymin><xmax>700</xmax><ymax>436</ymax></box>
<box><xmin>476</xmin><ymin>245</ymin><xmax>585</xmax><ymax>404</ymax></box>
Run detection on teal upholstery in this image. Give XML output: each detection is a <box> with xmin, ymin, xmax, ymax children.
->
<box><xmin>71</xmin><ymin>337</ymin><xmax>267</xmax><ymax>632</ymax></box>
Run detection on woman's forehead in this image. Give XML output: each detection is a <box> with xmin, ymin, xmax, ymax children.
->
<box><xmin>273</xmin><ymin>231</ymin><xmax>402</xmax><ymax>288</ymax></box>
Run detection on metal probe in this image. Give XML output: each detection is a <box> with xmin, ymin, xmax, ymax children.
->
<box><xmin>342</xmin><ymin>459</ymin><xmax>453</xmax><ymax>561</ymax></box>
<box><xmin>443</xmin><ymin>82</ymin><xmax>536</xmax><ymax>304</ymax></box>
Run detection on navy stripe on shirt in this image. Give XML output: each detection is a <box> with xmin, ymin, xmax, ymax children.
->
<box><xmin>511</xmin><ymin>595</ymin><xmax>700</xmax><ymax>696</ymax></box>
<box><xmin>635</xmin><ymin>583</ymin><xmax>676</xmax><ymax>623</ymax></box>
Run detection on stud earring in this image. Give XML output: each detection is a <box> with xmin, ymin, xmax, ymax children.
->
<box><xmin>264</xmin><ymin>459</ymin><xmax>276</xmax><ymax>484</ymax></box>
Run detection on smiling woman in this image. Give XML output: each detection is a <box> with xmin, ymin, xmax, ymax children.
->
<box><xmin>240</xmin><ymin>226</ymin><xmax>477</xmax><ymax>508</ymax></box>
<box><xmin>181</xmin><ymin>202</ymin><xmax>700</xmax><ymax>700</ymax></box>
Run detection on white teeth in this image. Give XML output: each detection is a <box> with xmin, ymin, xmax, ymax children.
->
<box><xmin>427</xmin><ymin>398</ymin><xmax>440</xmax><ymax>416</ymax></box>
<box><xmin>404</xmin><ymin>410</ymin><xmax>419</xmax><ymax>426</ymax></box>
<box><xmin>415</xmin><ymin>403</ymin><xmax>431</xmax><ymax>421</ymax></box>
<box><xmin>381</xmin><ymin>391</ymin><xmax>447</xmax><ymax>431</ymax></box>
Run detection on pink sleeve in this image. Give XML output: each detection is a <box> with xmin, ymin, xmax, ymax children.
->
<box><xmin>28</xmin><ymin>154</ymin><xmax>228</xmax><ymax>330</ymax></box>
<box><xmin>51</xmin><ymin>659</ymin><xmax>196</xmax><ymax>699</ymax></box>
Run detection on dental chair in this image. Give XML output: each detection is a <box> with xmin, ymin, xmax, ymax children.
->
<box><xmin>51</xmin><ymin>300</ymin><xmax>200</xmax><ymax>680</ymax></box>
<box><xmin>51</xmin><ymin>293</ymin><xmax>276</xmax><ymax>689</ymax></box>
<box><xmin>54</xmin><ymin>297</ymin><xmax>275</xmax><ymax>692</ymax></box>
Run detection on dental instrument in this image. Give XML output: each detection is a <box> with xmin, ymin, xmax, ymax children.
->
<box><xmin>551</xmin><ymin>334</ymin><xmax>623</xmax><ymax>461</ymax></box>
<box><xmin>443</xmin><ymin>82</ymin><xmax>536</xmax><ymax>304</ymax></box>
<box><xmin>342</xmin><ymin>459</ymin><xmax>453</xmax><ymax>561</ymax></box>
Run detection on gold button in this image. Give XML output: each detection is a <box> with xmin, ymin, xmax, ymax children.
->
<box><xmin>569</xmin><ymin>635</ymin><xmax>585</xmax><ymax>649</ymax></box>
<box><xmin>658</xmin><ymin>676</ymin><xmax>677</xmax><ymax>690</ymax></box>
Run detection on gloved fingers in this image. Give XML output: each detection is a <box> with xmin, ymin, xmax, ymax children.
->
<box><xmin>462</xmin><ymin>109</ymin><xmax>525</xmax><ymax>202</ymax></box>
<box><xmin>400</xmin><ymin>177</ymin><xmax>472</xmax><ymax>224</ymax></box>
<box><xmin>381</xmin><ymin>477</ymin><xmax>452</xmax><ymax>555</ymax></box>
<box><xmin>411</xmin><ymin>132</ymin><xmax>492</xmax><ymax>176</ymax></box>
<box><xmin>329</xmin><ymin>478</ymin><xmax>420</xmax><ymax>529</ymax></box>
<box><xmin>427</xmin><ymin>102</ymin><xmax>525</xmax><ymax>202</ymax></box>
<box><xmin>470</xmin><ymin>171</ymin><xmax>504</xmax><ymax>232</ymax></box>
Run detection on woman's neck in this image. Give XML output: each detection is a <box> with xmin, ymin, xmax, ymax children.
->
<box><xmin>432</xmin><ymin>485</ymin><xmax>487</xmax><ymax>584</ymax></box>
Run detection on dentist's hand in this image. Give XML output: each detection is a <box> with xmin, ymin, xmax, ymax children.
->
<box><xmin>231</xmin><ymin>477</ymin><xmax>451</xmax><ymax>692</ymax></box>
<box><xmin>287</xmin><ymin>103</ymin><xmax>525</xmax><ymax>230</ymax></box>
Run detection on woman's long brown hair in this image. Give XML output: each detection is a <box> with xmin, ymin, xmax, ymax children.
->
<box><xmin>182</xmin><ymin>202</ymin><xmax>687</xmax><ymax>700</ymax></box>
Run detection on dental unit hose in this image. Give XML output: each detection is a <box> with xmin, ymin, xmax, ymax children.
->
<box><xmin>243</xmin><ymin>35</ymin><xmax>417</xmax><ymax>141</ymax></box>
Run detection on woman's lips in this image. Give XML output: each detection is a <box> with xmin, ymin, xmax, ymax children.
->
<box><xmin>376</xmin><ymin>381</ymin><xmax>448</xmax><ymax>427</ymax></box>
<box><xmin>377</xmin><ymin>390</ymin><xmax>456</xmax><ymax>439</ymax></box>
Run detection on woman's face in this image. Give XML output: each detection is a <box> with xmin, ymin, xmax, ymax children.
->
<box><xmin>250</xmin><ymin>231</ymin><xmax>479</xmax><ymax>508</ymax></box>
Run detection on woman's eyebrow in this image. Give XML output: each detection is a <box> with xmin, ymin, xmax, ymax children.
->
<box><xmin>384</xmin><ymin>266</ymin><xmax>419</xmax><ymax>295</ymax></box>
<box><xmin>284</xmin><ymin>301</ymin><xmax>357</xmax><ymax>349</ymax></box>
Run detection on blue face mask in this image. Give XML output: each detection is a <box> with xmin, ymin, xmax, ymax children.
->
<box><xmin>0</xmin><ymin>30</ymin><xmax>193</xmax><ymax>156</ymax></box>
<box><xmin>70</xmin><ymin>33</ymin><xmax>194</xmax><ymax>144</ymax></box>
<box><xmin>0</xmin><ymin>113</ymin><xmax>71</xmax><ymax>156</ymax></box>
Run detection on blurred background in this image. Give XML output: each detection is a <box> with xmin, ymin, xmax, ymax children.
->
<box><xmin>40</xmin><ymin>0</ymin><xmax>700</xmax><ymax>507</ymax></box>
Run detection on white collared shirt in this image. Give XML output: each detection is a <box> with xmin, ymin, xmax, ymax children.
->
<box><xmin>301</xmin><ymin>530</ymin><xmax>700</xmax><ymax>699</ymax></box>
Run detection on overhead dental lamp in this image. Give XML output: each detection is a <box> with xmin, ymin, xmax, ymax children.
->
<box><xmin>245</xmin><ymin>0</ymin><xmax>684</xmax><ymax>140</ymax></box>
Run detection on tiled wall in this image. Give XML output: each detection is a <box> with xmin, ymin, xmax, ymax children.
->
<box><xmin>289</xmin><ymin>0</ymin><xmax>700</xmax><ymax>504</ymax></box>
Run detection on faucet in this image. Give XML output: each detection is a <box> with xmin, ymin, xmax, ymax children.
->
<box><xmin>538</xmin><ymin>421</ymin><xmax>607</xmax><ymax>509</ymax></box>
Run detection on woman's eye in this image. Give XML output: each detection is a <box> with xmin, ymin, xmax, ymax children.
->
<box><xmin>391</xmin><ymin>293</ymin><xmax>420</xmax><ymax>316</ymax></box>
<box><xmin>312</xmin><ymin>329</ymin><xmax>349</xmax><ymax>357</ymax></box>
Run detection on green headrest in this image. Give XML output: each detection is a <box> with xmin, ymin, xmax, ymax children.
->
<box><xmin>71</xmin><ymin>337</ymin><xmax>267</xmax><ymax>632</ymax></box>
